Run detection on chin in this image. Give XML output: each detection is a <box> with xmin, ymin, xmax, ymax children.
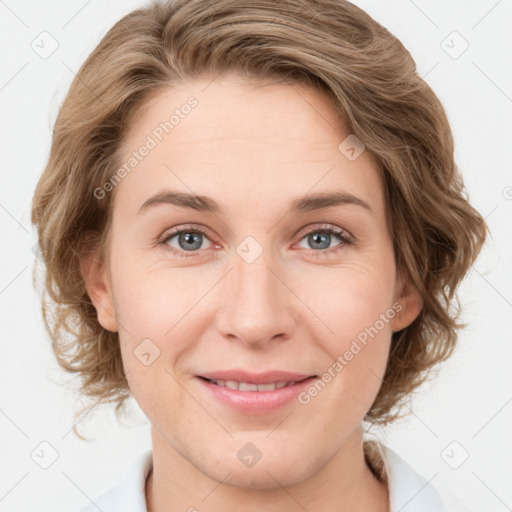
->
<box><xmin>196</xmin><ymin>446</ymin><xmax>320</xmax><ymax>490</ymax></box>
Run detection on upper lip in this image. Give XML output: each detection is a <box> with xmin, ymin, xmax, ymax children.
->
<box><xmin>198</xmin><ymin>370</ymin><xmax>316</xmax><ymax>384</ymax></box>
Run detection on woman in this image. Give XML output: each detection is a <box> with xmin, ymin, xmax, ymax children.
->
<box><xmin>31</xmin><ymin>0</ymin><xmax>488</xmax><ymax>510</ymax></box>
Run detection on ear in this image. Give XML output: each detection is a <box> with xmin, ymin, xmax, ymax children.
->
<box><xmin>391</xmin><ymin>267</ymin><xmax>423</xmax><ymax>333</ymax></box>
<box><xmin>80</xmin><ymin>249</ymin><xmax>118</xmax><ymax>333</ymax></box>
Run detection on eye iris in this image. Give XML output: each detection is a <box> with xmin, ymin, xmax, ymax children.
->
<box><xmin>179</xmin><ymin>232</ymin><xmax>202</xmax><ymax>251</ymax></box>
<box><xmin>309</xmin><ymin>232</ymin><xmax>330</xmax><ymax>250</ymax></box>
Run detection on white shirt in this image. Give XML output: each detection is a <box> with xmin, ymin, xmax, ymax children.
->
<box><xmin>80</xmin><ymin>443</ymin><xmax>466</xmax><ymax>512</ymax></box>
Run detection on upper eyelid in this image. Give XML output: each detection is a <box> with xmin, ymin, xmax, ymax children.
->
<box><xmin>295</xmin><ymin>223</ymin><xmax>350</xmax><ymax>238</ymax></box>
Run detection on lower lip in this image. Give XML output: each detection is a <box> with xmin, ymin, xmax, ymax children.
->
<box><xmin>196</xmin><ymin>376</ymin><xmax>318</xmax><ymax>414</ymax></box>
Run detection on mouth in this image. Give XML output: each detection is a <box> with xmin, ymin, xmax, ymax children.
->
<box><xmin>198</xmin><ymin>376</ymin><xmax>313</xmax><ymax>392</ymax></box>
<box><xmin>195</xmin><ymin>371</ymin><xmax>319</xmax><ymax>414</ymax></box>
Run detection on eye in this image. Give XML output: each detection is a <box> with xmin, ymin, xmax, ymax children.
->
<box><xmin>158</xmin><ymin>223</ymin><xmax>352</xmax><ymax>258</ymax></box>
<box><xmin>295</xmin><ymin>224</ymin><xmax>352</xmax><ymax>256</ymax></box>
<box><xmin>159</xmin><ymin>226</ymin><xmax>214</xmax><ymax>257</ymax></box>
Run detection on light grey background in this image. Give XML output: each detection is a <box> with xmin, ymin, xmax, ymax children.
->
<box><xmin>0</xmin><ymin>1</ymin><xmax>511</xmax><ymax>511</ymax></box>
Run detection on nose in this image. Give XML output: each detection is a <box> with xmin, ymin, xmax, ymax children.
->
<box><xmin>215</xmin><ymin>245</ymin><xmax>296</xmax><ymax>349</ymax></box>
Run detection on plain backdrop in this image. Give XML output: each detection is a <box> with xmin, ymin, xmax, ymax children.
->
<box><xmin>0</xmin><ymin>1</ymin><xmax>511</xmax><ymax>511</ymax></box>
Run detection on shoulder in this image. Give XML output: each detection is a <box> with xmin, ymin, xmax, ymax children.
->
<box><xmin>376</xmin><ymin>442</ymin><xmax>469</xmax><ymax>512</ymax></box>
<box><xmin>79</xmin><ymin>450</ymin><xmax>153</xmax><ymax>512</ymax></box>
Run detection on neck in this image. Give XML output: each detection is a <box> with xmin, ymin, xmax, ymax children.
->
<box><xmin>145</xmin><ymin>427</ymin><xmax>389</xmax><ymax>512</ymax></box>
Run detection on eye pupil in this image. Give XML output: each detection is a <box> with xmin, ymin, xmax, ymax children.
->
<box><xmin>309</xmin><ymin>232</ymin><xmax>330</xmax><ymax>250</ymax></box>
<box><xmin>179</xmin><ymin>232</ymin><xmax>202</xmax><ymax>251</ymax></box>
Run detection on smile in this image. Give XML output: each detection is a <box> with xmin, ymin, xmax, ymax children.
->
<box><xmin>197</xmin><ymin>374</ymin><xmax>318</xmax><ymax>414</ymax></box>
<box><xmin>204</xmin><ymin>378</ymin><xmax>301</xmax><ymax>391</ymax></box>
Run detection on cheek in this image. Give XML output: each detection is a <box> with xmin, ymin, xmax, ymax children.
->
<box><xmin>295</xmin><ymin>252</ymin><xmax>395</xmax><ymax>409</ymax></box>
<box><xmin>107</xmin><ymin>259</ymin><xmax>192</xmax><ymax>408</ymax></box>
<box><xmin>298</xmin><ymin>250</ymin><xmax>396</xmax><ymax>349</ymax></box>
<box><xmin>110</xmin><ymin>247</ymin><xmax>202</xmax><ymax>333</ymax></box>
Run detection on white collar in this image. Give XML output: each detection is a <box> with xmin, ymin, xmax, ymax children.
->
<box><xmin>80</xmin><ymin>443</ymin><xmax>450</xmax><ymax>512</ymax></box>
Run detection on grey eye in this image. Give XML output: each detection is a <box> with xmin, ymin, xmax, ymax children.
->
<box><xmin>164</xmin><ymin>230</ymin><xmax>212</xmax><ymax>252</ymax></box>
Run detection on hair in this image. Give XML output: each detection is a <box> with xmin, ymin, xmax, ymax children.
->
<box><xmin>31</xmin><ymin>0</ymin><xmax>488</xmax><ymax>441</ymax></box>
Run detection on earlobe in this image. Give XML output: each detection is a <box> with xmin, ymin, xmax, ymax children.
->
<box><xmin>80</xmin><ymin>252</ymin><xmax>118</xmax><ymax>333</ymax></box>
<box><xmin>391</xmin><ymin>270</ymin><xmax>423</xmax><ymax>333</ymax></box>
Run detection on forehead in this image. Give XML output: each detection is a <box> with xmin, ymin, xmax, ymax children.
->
<box><xmin>114</xmin><ymin>76</ymin><xmax>385</xmax><ymax>218</ymax></box>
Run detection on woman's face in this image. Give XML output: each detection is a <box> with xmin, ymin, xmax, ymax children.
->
<box><xmin>85</xmin><ymin>75</ymin><xmax>421</xmax><ymax>488</ymax></box>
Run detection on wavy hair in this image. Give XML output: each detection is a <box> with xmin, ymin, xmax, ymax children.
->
<box><xmin>31</xmin><ymin>0</ymin><xmax>488</xmax><ymax>439</ymax></box>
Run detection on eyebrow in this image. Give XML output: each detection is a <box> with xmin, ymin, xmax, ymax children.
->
<box><xmin>137</xmin><ymin>189</ymin><xmax>373</xmax><ymax>215</ymax></box>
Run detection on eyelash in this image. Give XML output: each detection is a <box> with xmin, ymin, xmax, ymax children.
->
<box><xmin>157</xmin><ymin>223</ymin><xmax>353</xmax><ymax>258</ymax></box>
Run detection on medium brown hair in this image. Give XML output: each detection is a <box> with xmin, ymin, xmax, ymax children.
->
<box><xmin>31</xmin><ymin>0</ymin><xmax>488</xmax><ymax>436</ymax></box>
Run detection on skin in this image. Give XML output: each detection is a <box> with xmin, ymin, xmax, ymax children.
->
<box><xmin>82</xmin><ymin>74</ymin><xmax>422</xmax><ymax>512</ymax></box>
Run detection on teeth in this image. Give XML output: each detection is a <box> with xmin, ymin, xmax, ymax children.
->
<box><xmin>209</xmin><ymin>379</ymin><xmax>297</xmax><ymax>391</ymax></box>
<box><xmin>239</xmin><ymin>382</ymin><xmax>258</xmax><ymax>391</ymax></box>
<box><xmin>257</xmin><ymin>383</ymin><xmax>279</xmax><ymax>391</ymax></box>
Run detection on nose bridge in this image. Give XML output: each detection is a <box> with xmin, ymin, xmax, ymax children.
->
<box><xmin>215</xmin><ymin>236</ymin><xmax>294</xmax><ymax>347</ymax></box>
